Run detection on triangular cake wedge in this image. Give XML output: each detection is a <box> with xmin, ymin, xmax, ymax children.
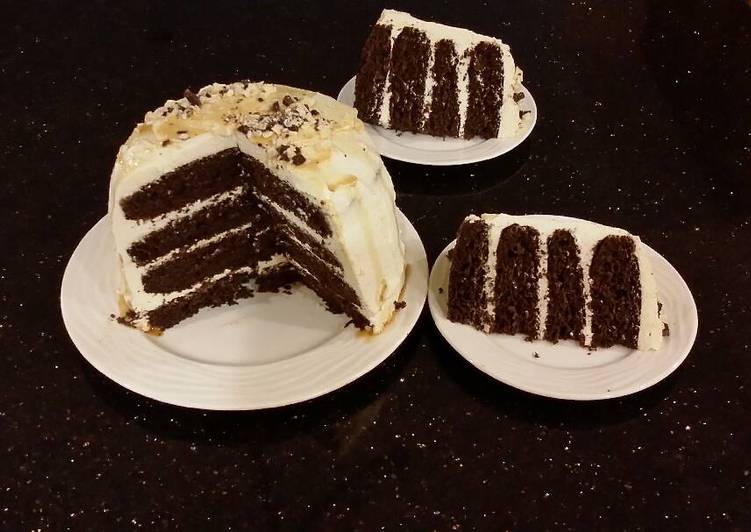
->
<box><xmin>354</xmin><ymin>9</ymin><xmax>525</xmax><ymax>139</ymax></box>
<box><xmin>447</xmin><ymin>214</ymin><xmax>665</xmax><ymax>350</ymax></box>
<box><xmin>109</xmin><ymin>82</ymin><xmax>406</xmax><ymax>334</ymax></box>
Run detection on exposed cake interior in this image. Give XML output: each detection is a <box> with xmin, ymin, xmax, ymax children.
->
<box><xmin>447</xmin><ymin>214</ymin><xmax>664</xmax><ymax>350</ymax></box>
<box><xmin>110</xmin><ymin>82</ymin><xmax>406</xmax><ymax>334</ymax></box>
<box><xmin>354</xmin><ymin>9</ymin><xmax>525</xmax><ymax>139</ymax></box>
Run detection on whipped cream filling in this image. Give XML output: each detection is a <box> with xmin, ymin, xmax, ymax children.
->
<box><xmin>482</xmin><ymin>218</ymin><xmax>504</xmax><ymax>332</ymax></box>
<box><xmin>536</xmin><ymin>235</ymin><xmax>550</xmax><ymax>340</ymax></box>
<box><xmin>420</xmin><ymin>44</ymin><xmax>437</xmax><ymax>130</ymax></box>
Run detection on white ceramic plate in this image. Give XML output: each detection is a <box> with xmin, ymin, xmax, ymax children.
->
<box><xmin>336</xmin><ymin>75</ymin><xmax>536</xmax><ymax>165</ymax></box>
<box><xmin>428</xmin><ymin>215</ymin><xmax>698</xmax><ymax>400</ymax></box>
<box><xmin>61</xmin><ymin>211</ymin><xmax>428</xmax><ymax>410</ymax></box>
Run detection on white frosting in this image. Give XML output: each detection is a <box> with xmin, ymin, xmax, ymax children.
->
<box><xmin>476</xmin><ymin>214</ymin><xmax>664</xmax><ymax>350</ymax></box>
<box><xmin>420</xmin><ymin>44</ymin><xmax>437</xmax><ymax>130</ymax></box>
<box><xmin>536</xmin><ymin>235</ymin><xmax>549</xmax><ymax>339</ymax></box>
<box><xmin>497</xmin><ymin>53</ymin><xmax>524</xmax><ymax>137</ymax></box>
<box><xmin>579</xmin><ymin>244</ymin><xmax>596</xmax><ymax>346</ymax></box>
<box><xmin>455</xmin><ymin>54</ymin><xmax>471</xmax><ymax>138</ymax></box>
<box><xmin>377</xmin><ymin>26</ymin><xmax>398</xmax><ymax>127</ymax></box>
<box><xmin>481</xmin><ymin>217</ymin><xmax>504</xmax><ymax>332</ymax></box>
<box><xmin>635</xmin><ymin>247</ymin><xmax>663</xmax><ymax>350</ymax></box>
<box><xmin>109</xmin><ymin>82</ymin><xmax>406</xmax><ymax>333</ymax></box>
<box><xmin>373</xmin><ymin>9</ymin><xmax>523</xmax><ymax>138</ymax></box>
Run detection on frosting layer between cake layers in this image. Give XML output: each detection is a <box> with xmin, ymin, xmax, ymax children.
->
<box><xmin>355</xmin><ymin>9</ymin><xmax>524</xmax><ymax>139</ymax></box>
<box><xmin>447</xmin><ymin>213</ymin><xmax>664</xmax><ymax>350</ymax></box>
<box><xmin>109</xmin><ymin>82</ymin><xmax>406</xmax><ymax>333</ymax></box>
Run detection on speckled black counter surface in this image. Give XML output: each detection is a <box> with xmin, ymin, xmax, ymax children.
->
<box><xmin>2</xmin><ymin>1</ymin><xmax>750</xmax><ymax>530</ymax></box>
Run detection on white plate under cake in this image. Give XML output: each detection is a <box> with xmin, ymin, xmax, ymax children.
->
<box><xmin>61</xmin><ymin>81</ymin><xmax>431</xmax><ymax>409</ymax></box>
<box><xmin>61</xmin><ymin>211</ymin><xmax>428</xmax><ymax>410</ymax></box>
<box><xmin>336</xmin><ymin>9</ymin><xmax>537</xmax><ymax>165</ymax></box>
<box><xmin>337</xmin><ymin>76</ymin><xmax>536</xmax><ymax>166</ymax></box>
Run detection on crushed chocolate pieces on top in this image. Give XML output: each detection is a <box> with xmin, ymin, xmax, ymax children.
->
<box><xmin>282</xmin><ymin>95</ymin><xmax>294</xmax><ymax>106</ymax></box>
<box><xmin>276</xmin><ymin>145</ymin><xmax>291</xmax><ymax>162</ymax></box>
<box><xmin>513</xmin><ymin>92</ymin><xmax>525</xmax><ymax>102</ymax></box>
<box><xmin>291</xmin><ymin>147</ymin><xmax>306</xmax><ymax>165</ymax></box>
<box><xmin>183</xmin><ymin>89</ymin><xmax>202</xmax><ymax>107</ymax></box>
<box><xmin>271</xmin><ymin>101</ymin><xmax>281</xmax><ymax>112</ymax></box>
<box><xmin>394</xmin><ymin>300</ymin><xmax>407</xmax><ymax>310</ymax></box>
<box><xmin>237</xmin><ymin>125</ymin><xmax>250</xmax><ymax>135</ymax></box>
<box><xmin>161</xmin><ymin>139</ymin><xmax>171</xmax><ymax>147</ymax></box>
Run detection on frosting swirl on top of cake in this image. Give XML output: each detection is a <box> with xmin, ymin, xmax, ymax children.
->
<box><xmin>122</xmin><ymin>82</ymin><xmax>358</xmax><ymax>170</ymax></box>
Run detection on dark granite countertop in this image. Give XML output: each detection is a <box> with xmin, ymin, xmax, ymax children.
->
<box><xmin>2</xmin><ymin>1</ymin><xmax>750</xmax><ymax>530</ymax></box>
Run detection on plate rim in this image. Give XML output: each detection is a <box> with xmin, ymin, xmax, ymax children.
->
<box><xmin>427</xmin><ymin>214</ymin><xmax>698</xmax><ymax>401</ymax></box>
<box><xmin>61</xmin><ymin>210</ymin><xmax>428</xmax><ymax>410</ymax></box>
<box><xmin>336</xmin><ymin>75</ymin><xmax>537</xmax><ymax>166</ymax></box>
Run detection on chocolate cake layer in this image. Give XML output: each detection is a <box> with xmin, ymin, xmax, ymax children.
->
<box><xmin>354</xmin><ymin>24</ymin><xmax>393</xmax><ymax>124</ymax></box>
<box><xmin>464</xmin><ymin>42</ymin><xmax>504</xmax><ymax>139</ymax></box>
<box><xmin>127</xmin><ymin>189</ymin><xmax>266</xmax><ymax>266</ymax></box>
<box><xmin>121</xmin><ymin>149</ymin><xmax>244</xmax><ymax>220</ymax></box>
<box><xmin>256</xmin><ymin>255</ymin><xmax>370</xmax><ymax>329</ymax></box>
<box><xmin>544</xmin><ymin>230</ymin><xmax>586</xmax><ymax>343</ymax></box>
<box><xmin>447</xmin><ymin>219</ymin><xmax>489</xmax><ymax>328</ymax></box>
<box><xmin>239</xmin><ymin>154</ymin><xmax>332</xmax><ymax>237</ymax></box>
<box><xmin>277</xmin><ymin>222</ymin><xmax>342</xmax><ymax>272</ymax></box>
<box><xmin>295</xmin><ymin>268</ymin><xmax>370</xmax><ymax>329</ymax></box>
<box><xmin>255</xmin><ymin>264</ymin><xmax>303</xmax><ymax>293</ymax></box>
<box><xmin>589</xmin><ymin>236</ymin><xmax>641</xmax><ymax>349</ymax></box>
<box><xmin>142</xmin><ymin>226</ymin><xmax>275</xmax><ymax>294</ymax></box>
<box><xmin>388</xmin><ymin>27</ymin><xmax>431</xmax><ymax>133</ymax></box>
<box><xmin>425</xmin><ymin>40</ymin><xmax>460</xmax><ymax>137</ymax></box>
<box><xmin>146</xmin><ymin>272</ymin><xmax>253</xmax><ymax>331</ymax></box>
<box><xmin>493</xmin><ymin>224</ymin><xmax>540</xmax><ymax>338</ymax></box>
<box><xmin>279</xmin><ymin>230</ymin><xmax>364</xmax><ymax>318</ymax></box>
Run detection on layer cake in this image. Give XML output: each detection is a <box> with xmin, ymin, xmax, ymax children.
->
<box><xmin>354</xmin><ymin>9</ymin><xmax>525</xmax><ymax>139</ymax></box>
<box><xmin>109</xmin><ymin>82</ymin><xmax>406</xmax><ymax>334</ymax></box>
<box><xmin>447</xmin><ymin>214</ymin><xmax>665</xmax><ymax>350</ymax></box>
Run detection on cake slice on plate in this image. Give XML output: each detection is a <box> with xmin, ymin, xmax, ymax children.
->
<box><xmin>447</xmin><ymin>214</ymin><xmax>666</xmax><ymax>350</ymax></box>
<box><xmin>354</xmin><ymin>9</ymin><xmax>525</xmax><ymax>139</ymax></box>
<box><xmin>109</xmin><ymin>82</ymin><xmax>406</xmax><ymax>334</ymax></box>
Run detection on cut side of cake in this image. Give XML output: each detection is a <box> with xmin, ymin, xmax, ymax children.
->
<box><xmin>354</xmin><ymin>9</ymin><xmax>525</xmax><ymax>139</ymax></box>
<box><xmin>447</xmin><ymin>214</ymin><xmax>665</xmax><ymax>350</ymax></box>
<box><xmin>109</xmin><ymin>82</ymin><xmax>406</xmax><ymax>334</ymax></box>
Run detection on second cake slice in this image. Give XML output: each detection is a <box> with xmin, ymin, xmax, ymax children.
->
<box><xmin>354</xmin><ymin>9</ymin><xmax>525</xmax><ymax>140</ymax></box>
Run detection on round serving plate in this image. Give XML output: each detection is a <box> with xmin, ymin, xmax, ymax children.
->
<box><xmin>61</xmin><ymin>211</ymin><xmax>428</xmax><ymax>410</ymax></box>
<box><xmin>336</xmin><ymin>75</ymin><xmax>536</xmax><ymax>166</ymax></box>
<box><xmin>428</xmin><ymin>214</ymin><xmax>698</xmax><ymax>401</ymax></box>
